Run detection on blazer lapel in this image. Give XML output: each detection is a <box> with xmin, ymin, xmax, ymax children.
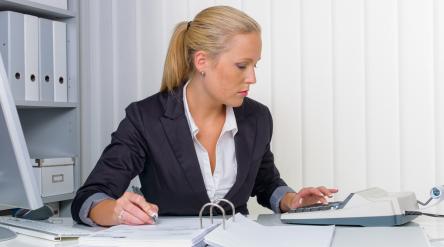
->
<box><xmin>160</xmin><ymin>87</ymin><xmax>209</xmax><ymax>205</ymax></box>
<box><xmin>224</xmin><ymin>104</ymin><xmax>256</xmax><ymax>201</ymax></box>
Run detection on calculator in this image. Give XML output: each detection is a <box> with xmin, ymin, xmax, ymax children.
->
<box><xmin>281</xmin><ymin>187</ymin><xmax>420</xmax><ymax>226</ymax></box>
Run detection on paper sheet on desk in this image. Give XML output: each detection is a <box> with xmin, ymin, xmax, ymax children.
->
<box><xmin>78</xmin><ymin>217</ymin><xmax>219</xmax><ymax>247</ymax></box>
<box><xmin>205</xmin><ymin>213</ymin><xmax>335</xmax><ymax>247</ymax></box>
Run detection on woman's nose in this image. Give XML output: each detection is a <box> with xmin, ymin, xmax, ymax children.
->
<box><xmin>245</xmin><ymin>68</ymin><xmax>256</xmax><ymax>84</ymax></box>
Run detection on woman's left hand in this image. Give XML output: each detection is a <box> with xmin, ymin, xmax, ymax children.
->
<box><xmin>279</xmin><ymin>186</ymin><xmax>338</xmax><ymax>213</ymax></box>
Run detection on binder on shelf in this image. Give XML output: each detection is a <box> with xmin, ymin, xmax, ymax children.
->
<box><xmin>0</xmin><ymin>11</ymin><xmax>26</xmax><ymax>101</ymax></box>
<box><xmin>38</xmin><ymin>18</ymin><xmax>54</xmax><ymax>102</ymax></box>
<box><xmin>52</xmin><ymin>20</ymin><xmax>67</xmax><ymax>102</ymax></box>
<box><xmin>24</xmin><ymin>14</ymin><xmax>39</xmax><ymax>101</ymax></box>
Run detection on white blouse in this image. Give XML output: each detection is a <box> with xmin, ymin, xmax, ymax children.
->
<box><xmin>183</xmin><ymin>82</ymin><xmax>238</xmax><ymax>202</ymax></box>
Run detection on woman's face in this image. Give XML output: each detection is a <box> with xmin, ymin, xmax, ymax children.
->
<box><xmin>202</xmin><ymin>32</ymin><xmax>262</xmax><ymax>107</ymax></box>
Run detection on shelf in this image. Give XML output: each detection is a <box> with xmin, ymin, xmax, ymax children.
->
<box><xmin>15</xmin><ymin>100</ymin><xmax>78</xmax><ymax>109</ymax></box>
<box><xmin>0</xmin><ymin>0</ymin><xmax>80</xmax><ymax>213</ymax></box>
<box><xmin>42</xmin><ymin>192</ymin><xmax>75</xmax><ymax>203</ymax></box>
<box><xmin>0</xmin><ymin>0</ymin><xmax>75</xmax><ymax>19</ymax></box>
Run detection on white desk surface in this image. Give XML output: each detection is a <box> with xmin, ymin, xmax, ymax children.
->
<box><xmin>257</xmin><ymin>214</ymin><xmax>444</xmax><ymax>247</ymax></box>
<box><xmin>1</xmin><ymin>215</ymin><xmax>443</xmax><ymax>247</ymax></box>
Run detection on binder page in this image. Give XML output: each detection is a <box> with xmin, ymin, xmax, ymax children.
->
<box><xmin>79</xmin><ymin>217</ymin><xmax>219</xmax><ymax>246</ymax></box>
<box><xmin>205</xmin><ymin>213</ymin><xmax>335</xmax><ymax>247</ymax></box>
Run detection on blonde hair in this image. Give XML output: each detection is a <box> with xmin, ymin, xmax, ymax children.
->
<box><xmin>160</xmin><ymin>6</ymin><xmax>261</xmax><ymax>92</ymax></box>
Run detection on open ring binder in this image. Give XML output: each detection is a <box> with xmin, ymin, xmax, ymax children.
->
<box><xmin>199</xmin><ymin>199</ymin><xmax>236</xmax><ymax>230</ymax></box>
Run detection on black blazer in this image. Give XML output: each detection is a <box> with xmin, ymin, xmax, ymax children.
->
<box><xmin>71</xmin><ymin>86</ymin><xmax>287</xmax><ymax>223</ymax></box>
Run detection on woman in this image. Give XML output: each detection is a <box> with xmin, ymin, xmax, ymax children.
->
<box><xmin>71</xmin><ymin>5</ymin><xmax>337</xmax><ymax>226</ymax></box>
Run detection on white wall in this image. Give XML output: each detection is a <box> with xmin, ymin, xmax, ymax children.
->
<box><xmin>79</xmin><ymin>0</ymin><xmax>444</xmax><ymax>214</ymax></box>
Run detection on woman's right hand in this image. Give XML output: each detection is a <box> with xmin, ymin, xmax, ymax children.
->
<box><xmin>113</xmin><ymin>191</ymin><xmax>159</xmax><ymax>225</ymax></box>
<box><xmin>90</xmin><ymin>191</ymin><xmax>159</xmax><ymax>226</ymax></box>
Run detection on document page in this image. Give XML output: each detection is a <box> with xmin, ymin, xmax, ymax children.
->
<box><xmin>79</xmin><ymin>217</ymin><xmax>219</xmax><ymax>246</ymax></box>
<box><xmin>205</xmin><ymin>213</ymin><xmax>335</xmax><ymax>247</ymax></box>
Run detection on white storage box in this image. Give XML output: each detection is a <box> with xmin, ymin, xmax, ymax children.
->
<box><xmin>32</xmin><ymin>157</ymin><xmax>74</xmax><ymax>197</ymax></box>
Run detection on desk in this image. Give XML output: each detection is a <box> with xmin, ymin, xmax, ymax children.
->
<box><xmin>257</xmin><ymin>214</ymin><xmax>444</xmax><ymax>247</ymax></box>
<box><xmin>1</xmin><ymin>215</ymin><xmax>444</xmax><ymax>247</ymax></box>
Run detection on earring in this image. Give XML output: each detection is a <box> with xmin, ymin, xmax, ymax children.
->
<box><xmin>200</xmin><ymin>71</ymin><xmax>205</xmax><ymax>78</ymax></box>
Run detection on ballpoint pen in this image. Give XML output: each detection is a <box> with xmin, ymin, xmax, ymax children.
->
<box><xmin>132</xmin><ymin>186</ymin><xmax>158</xmax><ymax>223</ymax></box>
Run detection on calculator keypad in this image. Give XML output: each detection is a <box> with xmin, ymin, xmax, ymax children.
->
<box><xmin>290</xmin><ymin>201</ymin><xmax>342</xmax><ymax>213</ymax></box>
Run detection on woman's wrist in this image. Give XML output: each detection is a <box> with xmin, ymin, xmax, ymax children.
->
<box><xmin>279</xmin><ymin>192</ymin><xmax>298</xmax><ymax>213</ymax></box>
<box><xmin>89</xmin><ymin>199</ymin><xmax>117</xmax><ymax>226</ymax></box>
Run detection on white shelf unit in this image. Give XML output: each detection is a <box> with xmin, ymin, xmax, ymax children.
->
<box><xmin>0</xmin><ymin>0</ymin><xmax>79</xmax><ymax>215</ymax></box>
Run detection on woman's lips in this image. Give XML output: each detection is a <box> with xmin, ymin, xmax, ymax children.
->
<box><xmin>239</xmin><ymin>90</ymin><xmax>248</xmax><ymax>97</ymax></box>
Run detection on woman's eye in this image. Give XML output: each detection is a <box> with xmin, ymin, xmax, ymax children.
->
<box><xmin>236</xmin><ymin>63</ymin><xmax>247</xmax><ymax>69</ymax></box>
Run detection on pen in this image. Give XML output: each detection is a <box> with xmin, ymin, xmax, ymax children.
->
<box><xmin>132</xmin><ymin>186</ymin><xmax>158</xmax><ymax>223</ymax></box>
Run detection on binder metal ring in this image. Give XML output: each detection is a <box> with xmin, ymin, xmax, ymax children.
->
<box><xmin>212</xmin><ymin>198</ymin><xmax>235</xmax><ymax>222</ymax></box>
<box><xmin>199</xmin><ymin>202</ymin><xmax>226</xmax><ymax>230</ymax></box>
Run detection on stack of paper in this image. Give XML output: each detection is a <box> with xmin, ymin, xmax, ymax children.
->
<box><xmin>78</xmin><ymin>217</ymin><xmax>219</xmax><ymax>247</ymax></box>
<box><xmin>205</xmin><ymin>213</ymin><xmax>335</xmax><ymax>247</ymax></box>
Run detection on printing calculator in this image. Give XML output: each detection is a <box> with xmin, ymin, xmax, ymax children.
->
<box><xmin>281</xmin><ymin>187</ymin><xmax>420</xmax><ymax>226</ymax></box>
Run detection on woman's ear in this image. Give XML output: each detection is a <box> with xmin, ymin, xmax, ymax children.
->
<box><xmin>193</xmin><ymin>50</ymin><xmax>208</xmax><ymax>73</ymax></box>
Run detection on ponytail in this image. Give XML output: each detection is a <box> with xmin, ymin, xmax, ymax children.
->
<box><xmin>160</xmin><ymin>22</ymin><xmax>189</xmax><ymax>92</ymax></box>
